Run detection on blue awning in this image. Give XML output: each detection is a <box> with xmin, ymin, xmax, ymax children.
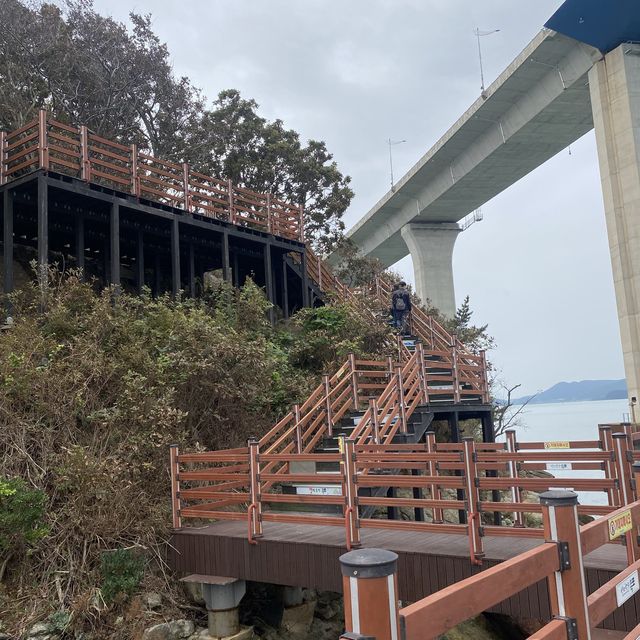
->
<box><xmin>545</xmin><ymin>0</ymin><xmax>640</xmax><ymax>53</ymax></box>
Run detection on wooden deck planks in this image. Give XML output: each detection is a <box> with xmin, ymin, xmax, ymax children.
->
<box><xmin>168</xmin><ymin>521</ymin><xmax>640</xmax><ymax>631</ymax></box>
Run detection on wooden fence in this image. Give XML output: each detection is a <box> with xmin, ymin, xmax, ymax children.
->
<box><xmin>170</xmin><ymin>425</ymin><xmax>640</xmax><ymax>566</ymax></box>
<box><xmin>396</xmin><ymin>491</ymin><xmax>640</xmax><ymax>640</ymax></box>
<box><xmin>0</xmin><ymin>110</ymin><xmax>304</xmax><ymax>242</ymax></box>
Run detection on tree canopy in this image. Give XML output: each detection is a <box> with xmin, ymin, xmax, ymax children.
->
<box><xmin>0</xmin><ymin>0</ymin><xmax>353</xmax><ymax>250</ymax></box>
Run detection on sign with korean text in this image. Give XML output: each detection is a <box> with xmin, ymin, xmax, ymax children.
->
<box><xmin>608</xmin><ymin>510</ymin><xmax>633</xmax><ymax>541</ymax></box>
<box><xmin>546</xmin><ymin>463</ymin><xmax>572</xmax><ymax>471</ymax></box>
<box><xmin>616</xmin><ymin>570</ymin><xmax>639</xmax><ymax>607</ymax></box>
<box><xmin>544</xmin><ymin>441</ymin><xmax>570</xmax><ymax>450</ymax></box>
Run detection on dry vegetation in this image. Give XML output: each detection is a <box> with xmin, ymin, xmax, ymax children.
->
<box><xmin>0</xmin><ymin>270</ymin><xmax>391</xmax><ymax>637</ymax></box>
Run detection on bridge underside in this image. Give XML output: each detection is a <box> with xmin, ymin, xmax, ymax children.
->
<box><xmin>168</xmin><ymin>520</ymin><xmax>638</xmax><ymax>632</ymax></box>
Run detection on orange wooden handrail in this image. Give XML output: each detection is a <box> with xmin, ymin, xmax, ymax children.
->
<box><xmin>1</xmin><ymin>110</ymin><xmax>305</xmax><ymax>242</ymax></box>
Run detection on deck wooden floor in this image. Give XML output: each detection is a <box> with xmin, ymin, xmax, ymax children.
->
<box><xmin>168</xmin><ymin>521</ymin><xmax>639</xmax><ymax>632</ymax></box>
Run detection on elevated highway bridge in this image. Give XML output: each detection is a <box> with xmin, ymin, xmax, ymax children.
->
<box><xmin>343</xmin><ymin>0</ymin><xmax>640</xmax><ymax>404</ymax></box>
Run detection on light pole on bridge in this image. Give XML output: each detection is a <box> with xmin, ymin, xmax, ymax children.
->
<box><xmin>475</xmin><ymin>28</ymin><xmax>500</xmax><ymax>97</ymax></box>
<box><xmin>388</xmin><ymin>138</ymin><xmax>406</xmax><ymax>192</ymax></box>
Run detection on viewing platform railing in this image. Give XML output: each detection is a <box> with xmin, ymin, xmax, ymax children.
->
<box><xmin>170</xmin><ymin>424</ymin><xmax>640</xmax><ymax>567</ymax></box>
<box><xmin>0</xmin><ymin>110</ymin><xmax>304</xmax><ymax>241</ymax></box>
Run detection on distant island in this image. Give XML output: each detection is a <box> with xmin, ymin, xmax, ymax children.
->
<box><xmin>512</xmin><ymin>379</ymin><xmax>628</xmax><ymax>405</ymax></box>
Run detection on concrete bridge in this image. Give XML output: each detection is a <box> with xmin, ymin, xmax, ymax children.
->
<box><xmin>343</xmin><ymin>0</ymin><xmax>640</xmax><ymax>403</ymax></box>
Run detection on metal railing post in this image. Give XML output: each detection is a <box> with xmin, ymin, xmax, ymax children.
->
<box><xmin>480</xmin><ymin>349</ymin><xmax>489</xmax><ymax>403</ymax></box>
<box><xmin>169</xmin><ymin>444</ymin><xmax>182</xmax><ymax>529</ymax></box>
<box><xmin>451</xmin><ymin>337</ymin><xmax>461</xmax><ymax>404</ymax></box>
<box><xmin>80</xmin><ymin>126</ymin><xmax>90</xmax><ymax>182</ymax></box>
<box><xmin>293</xmin><ymin>403</ymin><xmax>303</xmax><ymax>453</ymax></box>
<box><xmin>505</xmin><ymin>430</ymin><xmax>524</xmax><ymax>527</ymax></box>
<box><xmin>415</xmin><ymin>340</ymin><xmax>429</xmax><ymax>405</ymax></box>
<box><xmin>248</xmin><ymin>438</ymin><xmax>263</xmax><ymax>541</ymax></box>
<box><xmin>599</xmin><ymin>425</ymin><xmax>616</xmax><ymax>507</ymax></box>
<box><xmin>634</xmin><ymin>461</ymin><xmax>640</xmax><ymax>502</ymax></box>
<box><xmin>182</xmin><ymin>162</ymin><xmax>191</xmax><ymax>213</ymax></box>
<box><xmin>540</xmin><ymin>490</ymin><xmax>591</xmax><ymax>640</ymax></box>
<box><xmin>339</xmin><ymin>548</ymin><xmax>399</xmax><ymax>640</ymax></box>
<box><xmin>369</xmin><ymin>397</ymin><xmax>381</xmax><ymax>445</ymax></box>
<box><xmin>426</xmin><ymin>431</ymin><xmax>444</xmax><ymax>523</ymax></box>
<box><xmin>228</xmin><ymin>179</ymin><xmax>235</xmax><ymax>224</ymax></box>
<box><xmin>323</xmin><ymin>374</ymin><xmax>334</xmax><ymax>437</ymax></box>
<box><xmin>130</xmin><ymin>144</ymin><xmax>139</xmax><ymax>196</ymax></box>
<box><xmin>613</xmin><ymin>432</ymin><xmax>633</xmax><ymax>507</ymax></box>
<box><xmin>463</xmin><ymin>437</ymin><xmax>483</xmax><ymax>565</ymax></box>
<box><xmin>343</xmin><ymin>438</ymin><xmax>361</xmax><ymax>548</ymax></box>
<box><xmin>266</xmin><ymin>193</ymin><xmax>272</xmax><ymax>234</ymax></box>
<box><xmin>298</xmin><ymin>204</ymin><xmax>304</xmax><ymax>242</ymax></box>
<box><xmin>38</xmin><ymin>109</ymin><xmax>49</xmax><ymax>170</ymax></box>
<box><xmin>349</xmin><ymin>353</ymin><xmax>359</xmax><ymax>411</ymax></box>
<box><xmin>395</xmin><ymin>365</ymin><xmax>407</xmax><ymax>434</ymax></box>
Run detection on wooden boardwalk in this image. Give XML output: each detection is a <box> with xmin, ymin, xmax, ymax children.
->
<box><xmin>168</xmin><ymin>519</ymin><xmax>640</xmax><ymax>632</ymax></box>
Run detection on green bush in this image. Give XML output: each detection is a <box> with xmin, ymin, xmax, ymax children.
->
<box><xmin>100</xmin><ymin>548</ymin><xmax>145</xmax><ymax>603</ymax></box>
<box><xmin>0</xmin><ymin>478</ymin><xmax>48</xmax><ymax>578</ymax></box>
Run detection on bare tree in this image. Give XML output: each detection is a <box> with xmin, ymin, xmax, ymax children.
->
<box><xmin>493</xmin><ymin>382</ymin><xmax>538</xmax><ymax>439</ymax></box>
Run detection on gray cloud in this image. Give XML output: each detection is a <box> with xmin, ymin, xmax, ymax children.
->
<box><xmin>93</xmin><ymin>0</ymin><xmax>625</xmax><ymax>395</ymax></box>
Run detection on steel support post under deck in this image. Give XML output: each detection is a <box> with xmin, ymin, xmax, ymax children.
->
<box><xmin>75</xmin><ymin>213</ymin><xmax>85</xmax><ymax>276</ymax></box>
<box><xmin>264</xmin><ymin>243</ymin><xmax>274</xmax><ymax>323</ymax></box>
<box><xmin>222</xmin><ymin>231</ymin><xmax>231</xmax><ymax>283</ymax></box>
<box><xmin>37</xmin><ymin>176</ymin><xmax>48</xmax><ymax>290</ymax></box>
<box><xmin>188</xmin><ymin>242</ymin><xmax>196</xmax><ymax>298</ymax></box>
<box><xmin>154</xmin><ymin>253</ymin><xmax>162</xmax><ymax>296</ymax></box>
<box><xmin>232</xmin><ymin>251</ymin><xmax>239</xmax><ymax>288</ymax></box>
<box><xmin>136</xmin><ymin>229</ymin><xmax>144</xmax><ymax>293</ymax></box>
<box><xmin>282</xmin><ymin>256</ymin><xmax>289</xmax><ymax>320</ymax></box>
<box><xmin>110</xmin><ymin>203</ymin><xmax>120</xmax><ymax>290</ymax></box>
<box><xmin>171</xmin><ymin>217</ymin><xmax>180</xmax><ymax>298</ymax></box>
<box><xmin>3</xmin><ymin>189</ymin><xmax>14</xmax><ymax>303</ymax></box>
<box><xmin>300</xmin><ymin>250</ymin><xmax>310</xmax><ymax>308</ymax></box>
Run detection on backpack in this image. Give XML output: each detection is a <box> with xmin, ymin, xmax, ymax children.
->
<box><xmin>393</xmin><ymin>293</ymin><xmax>406</xmax><ymax>311</ymax></box>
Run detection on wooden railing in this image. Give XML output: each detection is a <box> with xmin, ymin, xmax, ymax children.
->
<box><xmin>337</xmin><ymin>490</ymin><xmax>640</xmax><ymax>639</ymax></box>
<box><xmin>302</xmin><ymin>249</ymin><xmax>490</xmax><ymax>404</ymax></box>
<box><xmin>170</xmin><ymin>426</ymin><xmax>640</xmax><ymax>565</ymax></box>
<box><xmin>0</xmin><ymin>110</ymin><xmax>304</xmax><ymax>242</ymax></box>
<box><xmin>398</xmin><ymin>492</ymin><xmax>640</xmax><ymax>640</ymax></box>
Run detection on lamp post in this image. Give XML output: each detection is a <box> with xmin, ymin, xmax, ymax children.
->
<box><xmin>474</xmin><ymin>28</ymin><xmax>500</xmax><ymax>96</ymax></box>
<box><xmin>388</xmin><ymin>138</ymin><xmax>406</xmax><ymax>191</ymax></box>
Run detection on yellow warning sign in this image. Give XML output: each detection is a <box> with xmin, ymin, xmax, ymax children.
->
<box><xmin>544</xmin><ymin>441</ymin><xmax>570</xmax><ymax>450</ymax></box>
<box><xmin>608</xmin><ymin>510</ymin><xmax>633</xmax><ymax>541</ymax></box>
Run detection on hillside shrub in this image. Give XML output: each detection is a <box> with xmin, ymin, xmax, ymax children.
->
<box><xmin>0</xmin><ymin>269</ymin><xmax>391</xmax><ymax>635</ymax></box>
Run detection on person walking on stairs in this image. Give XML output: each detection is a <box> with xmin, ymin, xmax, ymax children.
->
<box><xmin>391</xmin><ymin>281</ymin><xmax>411</xmax><ymax>333</ymax></box>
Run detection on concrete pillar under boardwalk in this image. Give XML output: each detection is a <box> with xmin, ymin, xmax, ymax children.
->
<box><xmin>400</xmin><ymin>222</ymin><xmax>460</xmax><ymax>317</ymax></box>
<box><xmin>590</xmin><ymin>44</ymin><xmax>640</xmax><ymax>404</ymax></box>
<box><xmin>181</xmin><ymin>576</ymin><xmax>250</xmax><ymax>639</ymax></box>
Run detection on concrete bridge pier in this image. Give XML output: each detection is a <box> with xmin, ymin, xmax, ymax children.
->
<box><xmin>590</xmin><ymin>44</ymin><xmax>640</xmax><ymax>404</ymax></box>
<box><xmin>400</xmin><ymin>222</ymin><xmax>461</xmax><ymax>317</ymax></box>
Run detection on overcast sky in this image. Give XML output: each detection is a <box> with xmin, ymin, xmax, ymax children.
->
<box><xmin>93</xmin><ymin>0</ymin><xmax>625</xmax><ymax>396</ymax></box>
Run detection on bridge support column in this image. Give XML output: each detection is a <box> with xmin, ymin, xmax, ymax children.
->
<box><xmin>400</xmin><ymin>222</ymin><xmax>460</xmax><ymax>317</ymax></box>
<box><xmin>590</xmin><ymin>44</ymin><xmax>640</xmax><ymax>404</ymax></box>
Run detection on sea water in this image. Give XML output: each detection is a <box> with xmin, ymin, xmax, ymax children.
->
<box><xmin>498</xmin><ymin>398</ymin><xmax>631</xmax><ymax>508</ymax></box>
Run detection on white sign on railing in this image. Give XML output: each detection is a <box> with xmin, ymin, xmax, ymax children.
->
<box><xmin>616</xmin><ymin>570</ymin><xmax>639</xmax><ymax>607</ymax></box>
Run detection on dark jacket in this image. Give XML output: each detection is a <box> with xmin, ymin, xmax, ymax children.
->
<box><xmin>391</xmin><ymin>288</ymin><xmax>411</xmax><ymax>312</ymax></box>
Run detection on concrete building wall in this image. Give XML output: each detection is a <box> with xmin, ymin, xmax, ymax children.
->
<box><xmin>590</xmin><ymin>44</ymin><xmax>640</xmax><ymax>404</ymax></box>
